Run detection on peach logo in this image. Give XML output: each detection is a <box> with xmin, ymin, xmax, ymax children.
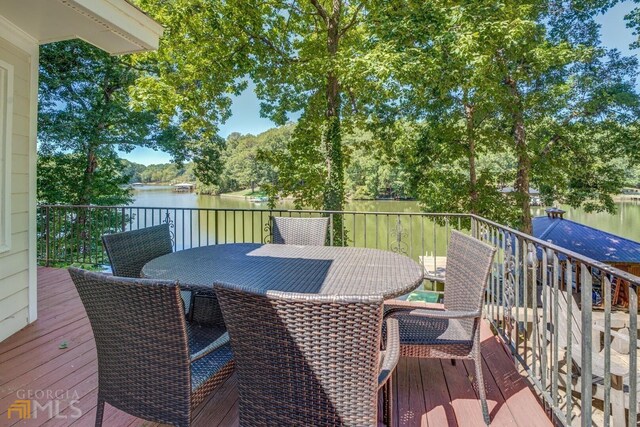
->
<box><xmin>6</xmin><ymin>390</ymin><xmax>82</xmax><ymax>420</ymax></box>
<box><xmin>7</xmin><ymin>399</ymin><xmax>31</xmax><ymax>419</ymax></box>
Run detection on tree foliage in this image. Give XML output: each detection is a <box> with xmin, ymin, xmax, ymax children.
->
<box><xmin>130</xmin><ymin>0</ymin><xmax>252</xmax><ymax>185</ymax></box>
<box><xmin>36</xmin><ymin>1</ymin><xmax>640</xmax><ymax>237</ymax></box>
<box><xmin>38</xmin><ymin>40</ymin><xmax>188</xmax><ymax>205</ymax></box>
<box><xmin>364</xmin><ymin>0</ymin><xmax>640</xmax><ymax>232</ymax></box>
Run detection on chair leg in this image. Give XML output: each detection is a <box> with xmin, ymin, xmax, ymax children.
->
<box><xmin>450</xmin><ymin>359</ymin><xmax>456</xmax><ymax>366</ymax></box>
<box><xmin>474</xmin><ymin>355</ymin><xmax>490</xmax><ymax>426</ymax></box>
<box><xmin>188</xmin><ymin>291</ymin><xmax>196</xmax><ymax>322</ymax></box>
<box><xmin>384</xmin><ymin>376</ymin><xmax>394</xmax><ymax>427</ymax></box>
<box><xmin>95</xmin><ymin>397</ymin><xmax>105</xmax><ymax>427</ymax></box>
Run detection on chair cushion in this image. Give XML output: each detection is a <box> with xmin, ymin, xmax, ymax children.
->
<box><xmin>187</xmin><ymin>323</ymin><xmax>234</xmax><ymax>392</ymax></box>
<box><xmin>191</xmin><ymin>343</ymin><xmax>234</xmax><ymax>392</ymax></box>
<box><xmin>394</xmin><ymin>314</ymin><xmax>473</xmax><ymax>346</ymax></box>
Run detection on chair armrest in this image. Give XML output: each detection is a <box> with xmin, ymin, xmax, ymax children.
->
<box><xmin>190</xmin><ymin>332</ymin><xmax>230</xmax><ymax>363</ymax></box>
<box><xmin>378</xmin><ymin>318</ymin><xmax>400</xmax><ymax>388</ymax></box>
<box><xmin>424</xmin><ymin>274</ymin><xmax>445</xmax><ymax>285</ymax></box>
<box><xmin>386</xmin><ymin>300</ymin><xmax>445</xmax><ymax>311</ymax></box>
<box><xmin>387</xmin><ymin>307</ymin><xmax>480</xmax><ymax>320</ymax></box>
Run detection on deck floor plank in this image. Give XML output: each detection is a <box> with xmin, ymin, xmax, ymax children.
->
<box><xmin>421</xmin><ymin>358</ymin><xmax>457</xmax><ymax>427</ymax></box>
<box><xmin>440</xmin><ymin>359</ymin><xmax>486</xmax><ymax>427</ymax></box>
<box><xmin>0</xmin><ymin>268</ymin><xmax>552</xmax><ymax>426</ymax></box>
<box><xmin>479</xmin><ymin>322</ymin><xmax>552</xmax><ymax>426</ymax></box>
<box><xmin>396</xmin><ymin>357</ymin><xmax>414</xmax><ymax>427</ymax></box>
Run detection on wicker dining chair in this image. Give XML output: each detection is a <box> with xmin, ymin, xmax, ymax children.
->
<box><xmin>384</xmin><ymin>230</ymin><xmax>496</xmax><ymax>425</ymax></box>
<box><xmin>215</xmin><ymin>283</ymin><xmax>400</xmax><ymax>427</ymax></box>
<box><xmin>271</xmin><ymin>216</ymin><xmax>329</xmax><ymax>246</ymax></box>
<box><xmin>68</xmin><ymin>268</ymin><xmax>234</xmax><ymax>427</ymax></box>
<box><xmin>102</xmin><ymin>223</ymin><xmax>217</xmax><ymax>323</ymax></box>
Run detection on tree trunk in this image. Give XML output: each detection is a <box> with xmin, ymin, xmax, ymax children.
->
<box><xmin>322</xmin><ymin>11</ymin><xmax>345</xmax><ymax>244</ymax></box>
<box><xmin>79</xmin><ymin>148</ymin><xmax>98</xmax><ymax>206</ymax></box>
<box><xmin>506</xmin><ymin>77</ymin><xmax>532</xmax><ymax>234</ymax></box>
<box><xmin>464</xmin><ymin>103</ymin><xmax>478</xmax><ymax>215</ymax></box>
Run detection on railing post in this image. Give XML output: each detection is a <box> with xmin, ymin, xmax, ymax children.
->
<box><xmin>470</xmin><ymin>216</ymin><xmax>476</xmax><ymax>239</ymax></box>
<box><xmin>45</xmin><ymin>206</ymin><xmax>50</xmax><ymax>267</ymax></box>
<box><xmin>121</xmin><ymin>207</ymin><xmax>126</xmax><ymax>232</ymax></box>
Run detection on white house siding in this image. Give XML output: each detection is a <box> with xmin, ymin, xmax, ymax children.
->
<box><xmin>0</xmin><ymin>27</ymin><xmax>38</xmax><ymax>342</ymax></box>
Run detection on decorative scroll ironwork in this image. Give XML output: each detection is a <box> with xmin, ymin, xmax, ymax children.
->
<box><xmin>263</xmin><ymin>218</ymin><xmax>272</xmax><ymax>243</ymax></box>
<box><xmin>503</xmin><ymin>232</ymin><xmax>516</xmax><ymax>339</ymax></box>
<box><xmin>390</xmin><ymin>215</ymin><xmax>408</xmax><ymax>255</ymax></box>
<box><xmin>163</xmin><ymin>211</ymin><xmax>176</xmax><ymax>246</ymax></box>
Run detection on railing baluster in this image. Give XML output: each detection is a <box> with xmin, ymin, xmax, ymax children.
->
<box><xmin>329</xmin><ymin>213</ymin><xmax>334</xmax><ymax>246</ymax></box>
<box><xmin>214</xmin><ymin>210</ymin><xmax>218</xmax><ymax>245</ymax></box>
<box><xmin>629</xmin><ymin>284</ymin><xmax>638</xmax><ymax>426</ymax></box>
<box><xmin>531</xmin><ymin>243</ymin><xmax>539</xmax><ymax>382</ymax></box>
<box><xmin>514</xmin><ymin>235</ymin><xmax>521</xmax><ymax>362</ymax></box>
<box><xmin>541</xmin><ymin>246</ymin><xmax>548</xmax><ymax>392</ymax></box>
<box><xmin>552</xmin><ymin>253</ymin><xmax>560</xmax><ymax>409</ymax></box>
<box><xmin>566</xmin><ymin>259</ymin><xmax>573</xmax><ymax>425</ymax></box>
<box><xmin>363</xmin><ymin>213</ymin><xmax>367</xmax><ymax>248</ymax></box>
<box><xmin>603</xmin><ymin>274</ymin><xmax>611</xmax><ymax>427</ymax></box>
<box><xmin>409</xmin><ymin>214</ymin><xmax>413</xmax><ymax>260</ymax></box>
<box><xmin>580</xmin><ymin>263</ymin><xmax>593</xmax><ymax>427</ymax></box>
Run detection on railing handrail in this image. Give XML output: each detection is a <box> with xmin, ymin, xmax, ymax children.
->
<box><xmin>37</xmin><ymin>204</ymin><xmax>469</xmax><ymax>217</ymax></box>
<box><xmin>471</xmin><ymin>214</ymin><xmax>640</xmax><ymax>287</ymax></box>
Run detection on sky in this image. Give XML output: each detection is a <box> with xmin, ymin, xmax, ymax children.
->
<box><xmin>118</xmin><ymin>2</ymin><xmax>639</xmax><ymax>166</ymax></box>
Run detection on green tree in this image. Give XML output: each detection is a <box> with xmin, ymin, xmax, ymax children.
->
<box><xmin>231</xmin><ymin>0</ymin><xmax>368</xmax><ymax>242</ymax></box>
<box><xmin>120</xmin><ymin>159</ymin><xmax>147</xmax><ymax>184</ymax></box>
<box><xmin>38</xmin><ymin>40</ymin><xmax>187</xmax><ymax>205</ymax></box>
<box><xmin>130</xmin><ymin>0</ymin><xmax>253</xmax><ymax>186</ymax></box>
<box><xmin>367</xmin><ymin>1</ymin><xmax>640</xmax><ymax>233</ymax></box>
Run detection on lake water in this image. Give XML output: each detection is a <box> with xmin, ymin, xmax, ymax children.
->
<box><xmin>132</xmin><ymin>185</ymin><xmax>640</xmax><ymax>243</ymax></box>
<box><xmin>132</xmin><ymin>185</ymin><xmax>422</xmax><ymax>213</ymax></box>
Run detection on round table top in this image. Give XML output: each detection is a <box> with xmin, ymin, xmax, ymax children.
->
<box><xmin>142</xmin><ymin>243</ymin><xmax>424</xmax><ymax>299</ymax></box>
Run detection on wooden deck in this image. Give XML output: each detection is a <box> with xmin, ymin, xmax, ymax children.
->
<box><xmin>0</xmin><ymin>267</ymin><xmax>552</xmax><ymax>426</ymax></box>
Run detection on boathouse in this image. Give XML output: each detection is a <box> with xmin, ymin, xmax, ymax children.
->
<box><xmin>533</xmin><ymin>208</ymin><xmax>640</xmax><ymax>306</ymax></box>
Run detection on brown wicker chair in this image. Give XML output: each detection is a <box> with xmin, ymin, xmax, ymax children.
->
<box><xmin>68</xmin><ymin>268</ymin><xmax>234</xmax><ymax>427</ymax></box>
<box><xmin>384</xmin><ymin>230</ymin><xmax>496</xmax><ymax>425</ymax></box>
<box><xmin>102</xmin><ymin>224</ymin><xmax>218</xmax><ymax>324</ymax></box>
<box><xmin>271</xmin><ymin>216</ymin><xmax>329</xmax><ymax>246</ymax></box>
<box><xmin>101</xmin><ymin>223</ymin><xmax>174</xmax><ymax>278</ymax></box>
<box><xmin>215</xmin><ymin>283</ymin><xmax>400</xmax><ymax>426</ymax></box>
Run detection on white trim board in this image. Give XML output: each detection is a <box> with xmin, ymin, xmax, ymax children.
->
<box><xmin>0</xmin><ymin>59</ymin><xmax>14</xmax><ymax>254</ymax></box>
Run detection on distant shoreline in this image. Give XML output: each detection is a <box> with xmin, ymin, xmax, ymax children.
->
<box><xmin>133</xmin><ymin>183</ymin><xmax>640</xmax><ymax>204</ymax></box>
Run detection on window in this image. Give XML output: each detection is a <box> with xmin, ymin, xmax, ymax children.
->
<box><xmin>0</xmin><ymin>59</ymin><xmax>13</xmax><ymax>254</ymax></box>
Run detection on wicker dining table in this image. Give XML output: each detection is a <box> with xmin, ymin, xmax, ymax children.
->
<box><xmin>141</xmin><ymin>243</ymin><xmax>424</xmax><ymax>298</ymax></box>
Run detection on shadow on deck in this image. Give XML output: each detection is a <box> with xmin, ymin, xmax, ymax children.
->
<box><xmin>0</xmin><ymin>268</ymin><xmax>552</xmax><ymax>426</ymax></box>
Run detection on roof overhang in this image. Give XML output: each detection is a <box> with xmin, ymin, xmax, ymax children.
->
<box><xmin>0</xmin><ymin>0</ymin><xmax>163</xmax><ymax>54</ymax></box>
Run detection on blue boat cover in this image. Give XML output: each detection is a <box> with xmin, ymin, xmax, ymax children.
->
<box><xmin>533</xmin><ymin>216</ymin><xmax>640</xmax><ymax>263</ymax></box>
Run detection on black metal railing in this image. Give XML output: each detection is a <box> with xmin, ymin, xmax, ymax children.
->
<box><xmin>36</xmin><ymin>205</ymin><xmax>466</xmax><ymax>268</ymax></box>
<box><xmin>37</xmin><ymin>204</ymin><xmax>640</xmax><ymax>426</ymax></box>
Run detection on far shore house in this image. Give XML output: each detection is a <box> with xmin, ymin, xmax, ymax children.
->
<box><xmin>173</xmin><ymin>182</ymin><xmax>196</xmax><ymax>192</ymax></box>
<box><xmin>534</xmin><ymin>208</ymin><xmax>640</xmax><ymax>306</ymax></box>
<box><xmin>0</xmin><ymin>0</ymin><xmax>162</xmax><ymax>342</ymax></box>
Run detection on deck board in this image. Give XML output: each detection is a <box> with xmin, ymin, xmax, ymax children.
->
<box><xmin>0</xmin><ymin>267</ymin><xmax>552</xmax><ymax>426</ymax></box>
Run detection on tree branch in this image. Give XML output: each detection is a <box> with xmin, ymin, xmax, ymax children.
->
<box><xmin>309</xmin><ymin>0</ymin><xmax>329</xmax><ymax>23</ymax></box>
<box><xmin>340</xmin><ymin>1</ymin><xmax>364</xmax><ymax>37</ymax></box>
